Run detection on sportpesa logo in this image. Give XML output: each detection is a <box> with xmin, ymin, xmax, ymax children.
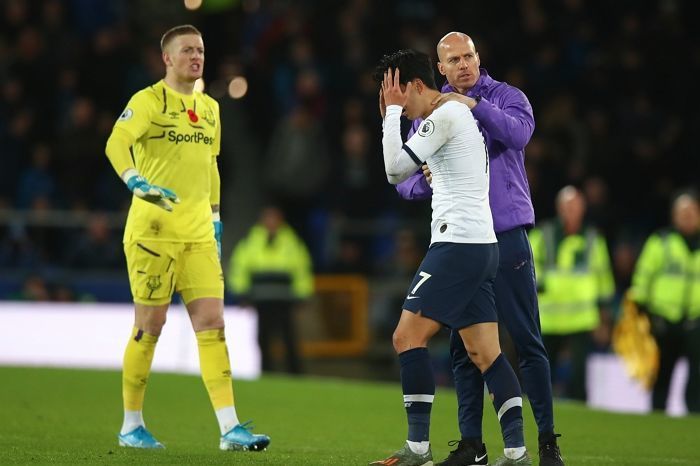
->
<box><xmin>167</xmin><ymin>130</ymin><xmax>214</xmax><ymax>145</ymax></box>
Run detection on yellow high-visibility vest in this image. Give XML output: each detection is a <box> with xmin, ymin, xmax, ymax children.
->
<box><xmin>227</xmin><ymin>224</ymin><xmax>313</xmax><ymax>300</ymax></box>
<box><xmin>630</xmin><ymin>230</ymin><xmax>700</xmax><ymax>322</ymax></box>
<box><xmin>529</xmin><ymin>222</ymin><xmax>614</xmax><ymax>334</ymax></box>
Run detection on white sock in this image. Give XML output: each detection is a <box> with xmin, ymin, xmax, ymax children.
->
<box><xmin>406</xmin><ymin>440</ymin><xmax>430</xmax><ymax>455</ymax></box>
<box><xmin>120</xmin><ymin>410</ymin><xmax>144</xmax><ymax>435</ymax></box>
<box><xmin>504</xmin><ymin>446</ymin><xmax>527</xmax><ymax>460</ymax></box>
<box><xmin>215</xmin><ymin>406</ymin><xmax>240</xmax><ymax>435</ymax></box>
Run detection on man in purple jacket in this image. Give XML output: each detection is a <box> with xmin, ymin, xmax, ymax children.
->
<box><xmin>396</xmin><ymin>32</ymin><xmax>564</xmax><ymax>466</ymax></box>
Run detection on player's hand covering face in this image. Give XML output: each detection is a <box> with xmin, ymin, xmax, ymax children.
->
<box><xmin>381</xmin><ymin>68</ymin><xmax>411</xmax><ymax>109</ymax></box>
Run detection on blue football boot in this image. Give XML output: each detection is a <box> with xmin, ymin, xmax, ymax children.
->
<box><xmin>118</xmin><ymin>425</ymin><xmax>164</xmax><ymax>449</ymax></box>
<box><xmin>219</xmin><ymin>421</ymin><xmax>270</xmax><ymax>451</ymax></box>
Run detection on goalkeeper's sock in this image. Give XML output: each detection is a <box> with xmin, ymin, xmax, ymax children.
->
<box><xmin>122</xmin><ymin>327</ymin><xmax>158</xmax><ymax>433</ymax></box>
<box><xmin>215</xmin><ymin>406</ymin><xmax>240</xmax><ymax>435</ymax></box>
<box><xmin>196</xmin><ymin>328</ymin><xmax>239</xmax><ymax>434</ymax></box>
<box><xmin>121</xmin><ymin>410</ymin><xmax>145</xmax><ymax>435</ymax></box>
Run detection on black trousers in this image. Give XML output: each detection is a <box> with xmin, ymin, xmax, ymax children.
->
<box><xmin>255</xmin><ymin>300</ymin><xmax>302</xmax><ymax>374</ymax></box>
<box><xmin>650</xmin><ymin>316</ymin><xmax>700</xmax><ymax>413</ymax></box>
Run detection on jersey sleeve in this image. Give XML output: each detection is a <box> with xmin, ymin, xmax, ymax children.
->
<box><xmin>113</xmin><ymin>90</ymin><xmax>155</xmax><ymax>141</ymax></box>
<box><xmin>382</xmin><ymin>105</ymin><xmax>423</xmax><ymax>184</ymax></box>
<box><xmin>404</xmin><ymin>103</ymin><xmax>454</xmax><ymax>161</ymax></box>
<box><xmin>105</xmin><ymin>90</ymin><xmax>155</xmax><ymax>179</ymax></box>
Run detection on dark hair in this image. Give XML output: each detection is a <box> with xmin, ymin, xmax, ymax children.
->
<box><xmin>372</xmin><ymin>49</ymin><xmax>437</xmax><ymax>89</ymax></box>
<box><xmin>160</xmin><ymin>24</ymin><xmax>202</xmax><ymax>52</ymax></box>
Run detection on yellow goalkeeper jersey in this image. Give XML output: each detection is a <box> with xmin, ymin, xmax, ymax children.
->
<box><xmin>112</xmin><ymin>80</ymin><xmax>220</xmax><ymax>243</ymax></box>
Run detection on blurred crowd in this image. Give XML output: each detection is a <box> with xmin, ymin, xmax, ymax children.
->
<box><xmin>1</xmin><ymin>0</ymin><xmax>698</xmax><ymax>299</ymax></box>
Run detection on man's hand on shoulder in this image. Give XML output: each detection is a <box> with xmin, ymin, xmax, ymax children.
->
<box><xmin>431</xmin><ymin>92</ymin><xmax>477</xmax><ymax>110</ymax></box>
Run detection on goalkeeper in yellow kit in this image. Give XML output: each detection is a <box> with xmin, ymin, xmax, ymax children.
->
<box><xmin>105</xmin><ymin>24</ymin><xmax>269</xmax><ymax>451</ymax></box>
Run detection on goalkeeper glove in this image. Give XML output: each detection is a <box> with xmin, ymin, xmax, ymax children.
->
<box><xmin>213</xmin><ymin>218</ymin><xmax>223</xmax><ymax>260</ymax></box>
<box><xmin>122</xmin><ymin>168</ymin><xmax>180</xmax><ymax>212</ymax></box>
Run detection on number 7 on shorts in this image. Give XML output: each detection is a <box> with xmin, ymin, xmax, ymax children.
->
<box><xmin>411</xmin><ymin>271</ymin><xmax>432</xmax><ymax>295</ymax></box>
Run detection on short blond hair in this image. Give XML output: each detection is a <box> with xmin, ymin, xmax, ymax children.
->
<box><xmin>160</xmin><ymin>24</ymin><xmax>202</xmax><ymax>52</ymax></box>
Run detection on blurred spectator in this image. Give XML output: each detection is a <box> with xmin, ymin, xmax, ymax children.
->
<box><xmin>329</xmin><ymin>122</ymin><xmax>387</xmax><ymax>219</ymax></box>
<box><xmin>65</xmin><ymin>213</ymin><xmax>123</xmax><ymax>269</ymax></box>
<box><xmin>16</xmin><ymin>144</ymin><xmax>57</xmax><ymax>209</ymax></box>
<box><xmin>0</xmin><ymin>78</ymin><xmax>32</xmax><ymax>203</ymax></box>
<box><xmin>0</xmin><ymin>222</ymin><xmax>43</xmax><ymax>269</ymax></box>
<box><xmin>630</xmin><ymin>190</ymin><xmax>700</xmax><ymax>414</ymax></box>
<box><xmin>51</xmin><ymin>282</ymin><xmax>77</xmax><ymax>302</ymax></box>
<box><xmin>26</xmin><ymin>196</ymin><xmax>64</xmax><ymax>265</ymax></box>
<box><xmin>582</xmin><ymin>176</ymin><xmax>612</xmax><ymax>237</ymax></box>
<box><xmin>55</xmin><ymin>97</ymin><xmax>102</xmax><ymax>208</ymax></box>
<box><xmin>9</xmin><ymin>274</ymin><xmax>51</xmax><ymax>301</ymax></box>
<box><xmin>370</xmin><ymin>228</ymin><xmax>424</xmax><ymax>337</ymax></box>
<box><xmin>227</xmin><ymin>206</ymin><xmax>314</xmax><ymax>374</ymax></box>
<box><xmin>529</xmin><ymin>186</ymin><xmax>615</xmax><ymax>400</ymax></box>
<box><xmin>380</xmin><ymin>228</ymin><xmax>423</xmax><ymax>279</ymax></box>
<box><xmin>54</xmin><ymin>68</ymin><xmax>80</xmax><ymax>133</ymax></box>
<box><xmin>79</xmin><ymin>26</ymin><xmax>129</xmax><ymax>110</ymax></box>
<box><xmin>263</xmin><ymin>101</ymin><xmax>330</xmax><ymax>232</ymax></box>
<box><xmin>327</xmin><ymin>234</ymin><xmax>371</xmax><ymax>275</ymax></box>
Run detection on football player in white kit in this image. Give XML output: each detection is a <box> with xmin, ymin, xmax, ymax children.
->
<box><xmin>370</xmin><ymin>50</ymin><xmax>530</xmax><ymax>466</ymax></box>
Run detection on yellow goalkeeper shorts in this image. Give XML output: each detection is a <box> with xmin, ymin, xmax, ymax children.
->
<box><xmin>124</xmin><ymin>240</ymin><xmax>224</xmax><ymax>306</ymax></box>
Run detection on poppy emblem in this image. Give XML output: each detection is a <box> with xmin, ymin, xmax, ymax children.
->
<box><xmin>187</xmin><ymin>109</ymin><xmax>199</xmax><ymax>122</ymax></box>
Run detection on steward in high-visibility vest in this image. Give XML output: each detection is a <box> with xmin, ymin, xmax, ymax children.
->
<box><xmin>630</xmin><ymin>191</ymin><xmax>700</xmax><ymax>413</ymax></box>
<box><xmin>228</xmin><ymin>224</ymin><xmax>314</xmax><ymax>303</ymax></box>
<box><xmin>530</xmin><ymin>223</ymin><xmax>615</xmax><ymax>335</ymax></box>
<box><xmin>227</xmin><ymin>206</ymin><xmax>313</xmax><ymax>374</ymax></box>
<box><xmin>528</xmin><ymin>186</ymin><xmax>615</xmax><ymax>401</ymax></box>
<box><xmin>631</xmin><ymin>231</ymin><xmax>700</xmax><ymax>323</ymax></box>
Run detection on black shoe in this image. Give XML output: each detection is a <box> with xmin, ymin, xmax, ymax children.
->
<box><xmin>538</xmin><ymin>433</ymin><xmax>564</xmax><ymax>466</ymax></box>
<box><xmin>435</xmin><ymin>439</ymin><xmax>488</xmax><ymax>466</ymax></box>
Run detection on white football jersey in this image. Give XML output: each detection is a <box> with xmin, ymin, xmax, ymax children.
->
<box><xmin>403</xmin><ymin>101</ymin><xmax>495</xmax><ymax>245</ymax></box>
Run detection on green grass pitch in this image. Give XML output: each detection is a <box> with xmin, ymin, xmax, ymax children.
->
<box><xmin>0</xmin><ymin>366</ymin><xmax>698</xmax><ymax>465</ymax></box>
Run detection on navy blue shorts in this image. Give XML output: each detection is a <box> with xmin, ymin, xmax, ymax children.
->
<box><xmin>402</xmin><ymin>242</ymin><xmax>499</xmax><ymax>330</ymax></box>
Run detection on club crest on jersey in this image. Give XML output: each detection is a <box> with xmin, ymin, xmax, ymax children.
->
<box><xmin>419</xmin><ymin>119</ymin><xmax>435</xmax><ymax>137</ymax></box>
<box><xmin>146</xmin><ymin>275</ymin><xmax>162</xmax><ymax>291</ymax></box>
<box><xmin>118</xmin><ymin>108</ymin><xmax>134</xmax><ymax>121</ymax></box>
<box><xmin>202</xmin><ymin>109</ymin><xmax>215</xmax><ymax>126</ymax></box>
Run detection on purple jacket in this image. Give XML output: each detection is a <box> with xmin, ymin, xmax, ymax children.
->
<box><xmin>396</xmin><ymin>68</ymin><xmax>535</xmax><ymax>233</ymax></box>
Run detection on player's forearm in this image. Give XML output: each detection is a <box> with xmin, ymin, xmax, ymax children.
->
<box><xmin>105</xmin><ymin>128</ymin><xmax>136</xmax><ymax>179</ymax></box>
<box><xmin>382</xmin><ymin>105</ymin><xmax>421</xmax><ymax>184</ymax></box>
